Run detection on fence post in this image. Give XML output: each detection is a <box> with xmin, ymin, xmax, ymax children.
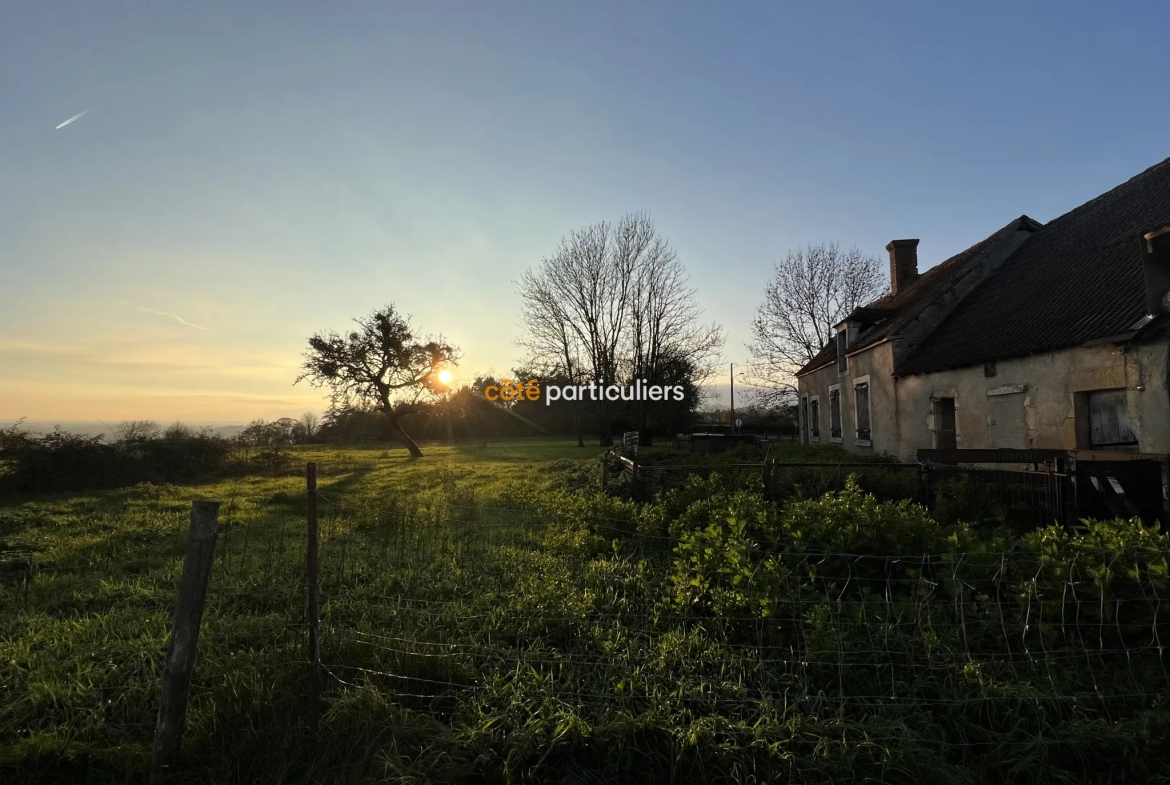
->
<box><xmin>306</xmin><ymin>462</ymin><xmax>322</xmax><ymax>732</ymax></box>
<box><xmin>151</xmin><ymin>500</ymin><xmax>220</xmax><ymax>784</ymax></box>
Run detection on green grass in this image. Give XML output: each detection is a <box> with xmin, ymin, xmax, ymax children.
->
<box><xmin>3</xmin><ymin>439</ymin><xmax>1170</xmax><ymax>784</ymax></box>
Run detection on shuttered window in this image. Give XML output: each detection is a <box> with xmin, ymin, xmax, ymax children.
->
<box><xmin>1088</xmin><ymin>390</ymin><xmax>1138</xmax><ymax>450</ymax></box>
<box><xmin>800</xmin><ymin>397</ymin><xmax>810</xmax><ymax>444</ymax></box>
<box><xmin>855</xmin><ymin>382</ymin><xmax>871</xmax><ymax>441</ymax></box>
<box><xmin>829</xmin><ymin>389</ymin><xmax>841</xmax><ymax>438</ymax></box>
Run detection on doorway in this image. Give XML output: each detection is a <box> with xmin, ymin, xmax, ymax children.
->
<box><xmin>934</xmin><ymin>397</ymin><xmax>957</xmax><ymax>451</ymax></box>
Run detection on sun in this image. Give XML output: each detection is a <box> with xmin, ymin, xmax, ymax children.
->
<box><xmin>437</xmin><ymin>369</ymin><xmax>453</xmax><ymax>385</ymax></box>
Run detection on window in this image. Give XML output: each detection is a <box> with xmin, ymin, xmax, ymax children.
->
<box><xmin>809</xmin><ymin>398</ymin><xmax>820</xmax><ymax>439</ymax></box>
<box><xmin>800</xmin><ymin>396</ymin><xmax>810</xmax><ymax>444</ymax></box>
<box><xmin>854</xmin><ymin>381</ymin><xmax>871</xmax><ymax>442</ymax></box>
<box><xmin>836</xmin><ymin>331</ymin><xmax>848</xmax><ymax>373</ymax></box>
<box><xmin>934</xmin><ymin>397</ymin><xmax>956</xmax><ymax>450</ymax></box>
<box><xmin>1087</xmin><ymin>389</ymin><xmax>1138</xmax><ymax>451</ymax></box>
<box><xmin>829</xmin><ymin>388</ymin><xmax>842</xmax><ymax>439</ymax></box>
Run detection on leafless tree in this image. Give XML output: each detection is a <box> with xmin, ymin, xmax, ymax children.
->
<box><xmin>296</xmin><ymin>305</ymin><xmax>460</xmax><ymax>458</ymax></box>
<box><xmin>518</xmin><ymin>212</ymin><xmax>724</xmax><ymax>444</ymax></box>
<box><xmin>113</xmin><ymin>420</ymin><xmax>160</xmax><ymax>442</ymax></box>
<box><xmin>299</xmin><ymin>412</ymin><xmax>319</xmax><ymax>443</ymax></box>
<box><xmin>746</xmin><ymin>243</ymin><xmax>887</xmax><ymax>407</ymax></box>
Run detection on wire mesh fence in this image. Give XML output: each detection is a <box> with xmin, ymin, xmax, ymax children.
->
<box><xmin>299</xmin><ymin>484</ymin><xmax>1170</xmax><ymax>762</ymax></box>
<box><xmin>5</xmin><ymin>467</ymin><xmax>1170</xmax><ymax>780</ymax></box>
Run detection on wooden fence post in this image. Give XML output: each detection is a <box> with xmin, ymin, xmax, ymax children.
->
<box><xmin>306</xmin><ymin>462</ymin><xmax>322</xmax><ymax>731</ymax></box>
<box><xmin>151</xmin><ymin>500</ymin><xmax>220</xmax><ymax>784</ymax></box>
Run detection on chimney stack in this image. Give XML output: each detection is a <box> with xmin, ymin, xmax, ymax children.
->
<box><xmin>1142</xmin><ymin>226</ymin><xmax>1170</xmax><ymax>314</ymax></box>
<box><xmin>886</xmin><ymin>239</ymin><xmax>920</xmax><ymax>296</ymax></box>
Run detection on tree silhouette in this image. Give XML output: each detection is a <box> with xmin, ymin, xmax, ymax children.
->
<box><xmin>296</xmin><ymin>305</ymin><xmax>459</xmax><ymax>457</ymax></box>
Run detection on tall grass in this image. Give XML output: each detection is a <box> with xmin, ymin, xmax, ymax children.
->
<box><xmin>2</xmin><ymin>444</ymin><xmax>1169</xmax><ymax>783</ymax></box>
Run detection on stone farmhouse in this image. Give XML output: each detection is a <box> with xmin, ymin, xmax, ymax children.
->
<box><xmin>795</xmin><ymin>156</ymin><xmax>1170</xmax><ymax>461</ymax></box>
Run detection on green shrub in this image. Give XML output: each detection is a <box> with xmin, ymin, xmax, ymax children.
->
<box><xmin>933</xmin><ymin>474</ymin><xmax>1006</xmax><ymax>527</ymax></box>
<box><xmin>1017</xmin><ymin>517</ymin><xmax>1170</xmax><ymax>647</ymax></box>
<box><xmin>670</xmin><ymin>490</ymin><xmax>784</xmax><ymax>618</ymax></box>
<box><xmin>0</xmin><ymin>428</ymin><xmax>240</xmax><ymax>495</ymax></box>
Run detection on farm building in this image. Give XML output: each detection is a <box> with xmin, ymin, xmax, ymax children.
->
<box><xmin>795</xmin><ymin>155</ymin><xmax>1170</xmax><ymax>462</ymax></box>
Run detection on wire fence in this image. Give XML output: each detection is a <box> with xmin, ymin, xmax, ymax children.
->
<box><xmin>295</xmin><ymin>486</ymin><xmax>1170</xmax><ymax>750</ymax></box>
<box><xmin>5</xmin><ymin>469</ymin><xmax>1170</xmax><ymax>778</ymax></box>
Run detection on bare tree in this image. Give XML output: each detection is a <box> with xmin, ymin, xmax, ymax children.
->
<box><xmin>746</xmin><ymin>243</ymin><xmax>887</xmax><ymax>407</ymax></box>
<box><xmin>299</xmin><ymin>412</ymin><xmax>319</xmax><ymax>443</ymax></box>
<box><xmin>518</xmin><ymin>212</ymin><xmax>724</xmax><ymax>444</ymax></box>
<box><xmin>113</xmin><ymin>420</ymin><xmax>160</xmax><ymax>443</ymax></box>
<box><xmin>296</xmin><ymin>305</ymin><xmax>459</xmax><ymax>458</ymax></box>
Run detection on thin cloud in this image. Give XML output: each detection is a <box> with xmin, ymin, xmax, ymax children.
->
<box><xmin>119</xmin><ymin>301</ymin><xmax>210</xmax><ymax>331</ymax></box>
<box><xmin>55</xmin><ymin>110</ymin><xmax>89</xmax><ymax>130</ymax></box>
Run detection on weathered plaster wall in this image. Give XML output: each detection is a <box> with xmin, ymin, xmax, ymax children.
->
<box><xmin>797</xmin><ymin>342</ymin><xmax>898</xmax><ymax>456</ymax></box>
<box><xmin>799</xmin><ymin>340</ymin><xmax>1170</xmax><ymax>461</ymax></box>
<box><xmin>894</xmin><ymin>341</ymin><xmax>1170</xmax><ymax>460</ymax></box>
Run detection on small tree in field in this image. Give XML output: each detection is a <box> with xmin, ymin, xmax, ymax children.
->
<box><xmin>298</xmin><ymin>412</ymin><xmax>319</xmax><ymax>443</ymax></box>
<box><xmin>296</xmin><ymin>305</ymin><xmax>459</xmax><ymax>458</ymax></box>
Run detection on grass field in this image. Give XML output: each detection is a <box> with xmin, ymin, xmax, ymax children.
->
<box><xmin>3</xmin><ymin>438</ymin><xmax>1170</xmax><ymax>784</ymax></box>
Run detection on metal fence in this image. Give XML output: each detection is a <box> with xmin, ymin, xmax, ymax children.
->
<box><xmin>616</xmin><ymin>450</ymin><xmax>1169</xmax><ymax>530</ymax></box>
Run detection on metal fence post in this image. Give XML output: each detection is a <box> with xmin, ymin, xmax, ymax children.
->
<box><xmin>151</xmin><ymin>500</ymin><xmax>220</xmax><ymax>784</ymax></box>
<box><xmin>306</xmin><ymin>462</ymin><xmax>321</xmax><ymax>731</ymax></box>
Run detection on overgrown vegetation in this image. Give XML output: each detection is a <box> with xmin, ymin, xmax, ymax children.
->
<box><xmin>0</xmin><ymin>421</ymin><xmax>310</xmax><ymax>496</ymax></box>
<box><xmin>2</xmin><ymin>441</ymin><xmax>1169</xmax><ymax>783</ymax></box>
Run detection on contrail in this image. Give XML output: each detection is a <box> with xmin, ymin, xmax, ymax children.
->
<box><xmin>55</xmin><ymin>110</ymin><xmax>89</xmax><ymax>130</ymax></box>
<box><xmin>119</xmin><ymin>300</ymin><xmax>210</xmax><ymax>331</ymax></box>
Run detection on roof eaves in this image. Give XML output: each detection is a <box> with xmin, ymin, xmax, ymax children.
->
<box><xmin>795</xmin><ymin>358</ymin><xmax>836</xmax><ymax>377</ymax></box>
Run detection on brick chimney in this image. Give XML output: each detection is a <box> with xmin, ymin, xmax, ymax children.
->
<box><xmin>886</xmin><ymin>239</ymin><xmax>920</xmax><ymax>296</ymax></box>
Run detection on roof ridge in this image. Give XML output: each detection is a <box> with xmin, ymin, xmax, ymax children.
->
<box><xmin>895</xmin><ymin>154</ymin><xmax>1170</xmax><ymax>377</ymax></box>
<box><xmin>797</xmin><ymin>216</ymin><xmax>1039</xmax><ymax>377</ymax></box>
<box><xmin>888</xmin><ymin>216</ymin><xmax>1039</xmax><ymax>367</ymax></box>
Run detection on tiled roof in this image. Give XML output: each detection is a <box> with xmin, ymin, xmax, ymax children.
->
<box><xmin>897</xmin><ymin>156</ymin><xmax>1170</xmax><ymax>376</ymax></box>
<box><xmin>795</xmin><ymin>219</ymin><xmax>1030</xmax><ymax>376</ymax></box>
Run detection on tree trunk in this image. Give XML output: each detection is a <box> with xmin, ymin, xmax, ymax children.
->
<box><xmin>385</xmin><ymin>411</ymin><xmax>423</xmax><ymax>457</ymax></box>
<box><xmin>575</xmin><ymin>414</ymin><xmax>585</xmax><ymax>448</ymax></box>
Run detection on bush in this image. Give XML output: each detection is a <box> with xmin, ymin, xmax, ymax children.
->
<box><xmin>669</xmin><ymin>478</ymin><xmax>981</xmax><ymax>619</ymax></box>
<box><xmin>933</xmin><ymin>473</ymin><xmax>1006</xmax><ymax>527</ymax></box>
<box><xmin>1018</xmin><ymin>516</ymin><xmax>1170</xmax><ymax>647</ymax></box>
<box><xmin>0</xmin><ymin>427</ymin><xmax>241</xmax><ymax>494</ymax></box>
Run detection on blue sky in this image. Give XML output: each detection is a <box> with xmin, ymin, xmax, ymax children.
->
<box><xmin>2</xmin><ymin>0</ymin><xmax>1168</xmax><ymax>422</ymax></box>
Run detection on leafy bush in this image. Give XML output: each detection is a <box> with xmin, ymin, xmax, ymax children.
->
<box><xmin>669</xmin><ymin>478</ymin><xmax>982</xmax><ymax>619</ymax></box>
<box><xmin>1018</xmin><ymin>516</ymin><xmax>1170</xmax><ymax>647</ymax></box>
<box><xmin>0</xmin><ymin>427</ymin><xmax>241</xmax><ymax>494</ymax></box>
<box><xmin>933</xmin><ymin>474</ymin><xmax>1006</xmax><ymax>527</ymax></box>
<box><xmin>781</xmin><ymin>476</ymin><xmax>976</xmax><ymax>556</ymax></box>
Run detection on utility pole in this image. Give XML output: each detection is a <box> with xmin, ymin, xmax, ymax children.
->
<box><xmin>730</xmin><ymin>363</ymin><xmax>735</xmax><ymax>431</ymax></box>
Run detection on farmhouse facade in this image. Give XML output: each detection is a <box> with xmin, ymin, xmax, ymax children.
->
<box><xmin>795</xmin><ymin>156</ymin><xmax>1170</xmax><ymax>461</ymax></box>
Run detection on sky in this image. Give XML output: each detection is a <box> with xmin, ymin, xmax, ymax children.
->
<box><xmin>3</xmin><ymin>0</ymin><xmax>1169</xmax><ymax>425</ymax></box>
